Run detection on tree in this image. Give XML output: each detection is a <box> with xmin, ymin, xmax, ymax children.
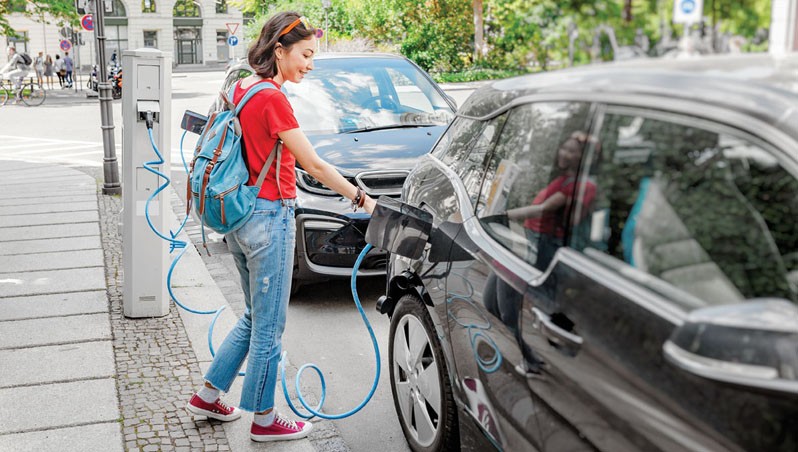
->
<box><xmin>473</xmin><ymin>0</ymin><xmax>484</xmax><ymax>61</ymax></box>
<box><xmin>0</xmin><ymin>0</ymin><xmax>79</xmax><ymax>37</ymax></box>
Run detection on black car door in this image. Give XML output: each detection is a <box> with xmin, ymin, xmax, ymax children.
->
<box><xmin>515</xmin><ymin>105</ymin><xmax>798</xmax><ymax>451</ymax></box>
<box><xmin>445</xmin><ymin>101</ymin><xmax>613</xmax><ymax>451</ymax></box>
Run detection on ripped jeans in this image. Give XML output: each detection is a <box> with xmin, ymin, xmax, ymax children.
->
<box><xmin>204</xmin><ymin>198</ymin><xmax>296</xmax><ymax>412</ymax></box>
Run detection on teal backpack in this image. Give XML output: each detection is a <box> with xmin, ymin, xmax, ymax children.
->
<box><xmin>187</xmin><ymin>81</ymin><xmax>282</xmax><ymax>246</ymax></box>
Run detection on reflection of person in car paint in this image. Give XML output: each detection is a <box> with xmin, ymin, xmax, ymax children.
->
<box><xmin>483</xmin><ymin>269</ymin><xmax>545</xmax><ymax>376</ymax></box>
<box><xmin>507</xmin><ymin>132</ymin><xmax>599</xmax><ymax>268</ymax></box>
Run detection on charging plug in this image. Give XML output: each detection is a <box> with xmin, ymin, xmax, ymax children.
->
<box><xmin>136</xmin><ymin>100</ymin><xmax>161</xmax><ymax>129</ymax></box>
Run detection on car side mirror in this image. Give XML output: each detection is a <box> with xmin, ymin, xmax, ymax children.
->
<box><xmin>663</xmin><ymin>299</ymin><xmax>798</xmax><ymax>395</ymax></box>
<box><xmin>444</xmin><ymin>94</ymin><xmax>457</xmax><ymax>111</ymax></box>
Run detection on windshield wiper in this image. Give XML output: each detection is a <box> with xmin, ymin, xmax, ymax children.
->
<box><xmin>343</xmin><ymin>123</ymin><xmax>438</xmax><ymax>134</ymax></box>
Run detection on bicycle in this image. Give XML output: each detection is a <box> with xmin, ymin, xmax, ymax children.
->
<box><xmin>0</xmin><ymin>76</ymin><xmax>46</xmax><ymax>107</ymax></box>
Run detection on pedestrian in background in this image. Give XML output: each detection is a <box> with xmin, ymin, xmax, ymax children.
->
<box><xmin>63</xmin><ymin>51</ymin><xmax>73</xmax><ymax>88</ymax></box>
<box><xmin>33</xmin><ymin>51</ymin><xmax>44</xmax><ymax>86</ymax></box>
<box><xmin>54</xmin><ymin>54</ymin><xmax>65</xmax><ymax>88</ymax></box>
<box><xmin>184</xmin><ymin>11</ymin><xmax>376</xmax><ymax>443</ymax></box>
<box><xmin>43</xmin><ymin>54</ymin><xmax>54</xmax><ymax>89</ymax></box>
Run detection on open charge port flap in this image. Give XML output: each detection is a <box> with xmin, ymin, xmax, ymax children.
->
<box><xmin>137</xmin><ymin>100</ymin><xmax>160</xmax><ymax>122</ymax></box>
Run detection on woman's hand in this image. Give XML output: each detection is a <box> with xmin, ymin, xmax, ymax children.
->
<box><xmin>363</xmin><ymin>195</ymin><xmax>376</xmax><ymax>215</ymax></box>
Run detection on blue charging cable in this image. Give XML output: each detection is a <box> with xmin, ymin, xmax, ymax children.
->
<box><xmin>142</xmin><ymin>121</ymin><xmax>380</xmax><ymax>417</ymax></box>
<box><xmin>280</xmin><ymin>243</ymin><xmax>381</xmax><ymax>420</ymax></box>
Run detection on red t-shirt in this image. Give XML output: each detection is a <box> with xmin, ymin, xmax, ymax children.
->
<box><xmin>524</xmin><ymin>175</ymin><xmax>596</xmax><ymax>237</ymax></box>
<box><xmin>234</xmin><ymin>79</ymin><xmax>299</xmax><ymax>200</ymax></box>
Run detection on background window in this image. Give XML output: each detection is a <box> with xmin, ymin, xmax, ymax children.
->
<box><xmin>216</xmin><ymin>0</ymin><xmax>228</xmax><ymax>14</ymax></box>
<box><xmin>143</xmin><ymin>31</ymin><xmax>158</xmax><ymax>48</ymax></box>
<box><xmin>574</xmin><ymin>110</ymin><xmax>798</xmax><ymax>307</ymax></box>
<box><xmin>142</xmin><ymin>0</ymin><xmax>156</xmax><ymax>13</ymax></box>
<box><xmin>216</xmin><ymin>30</ymin><xmax>229</xmax><ymax>61</ymax></box>
<box><xmin>6</xmin><ymin>31</ymin><xmax>28</xmax><ymax>53</ymax></box>
<box><xmin>174</xmin><ymin>0</ymin><xmax>200</xmax><ymax>17</ymax></box>
<box><xmin>477</xmin><ymin>102</ymin><xmax>592</xmax><ymax>269</ymax></box>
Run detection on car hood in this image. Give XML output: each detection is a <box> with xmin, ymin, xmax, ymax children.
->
<box><xmin>305</xmin><ymin>126</ymin><xmax>446</xmax><ymax>175</ymax></box>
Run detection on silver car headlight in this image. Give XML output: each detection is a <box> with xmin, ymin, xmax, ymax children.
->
<box><xmin>296</xmin><ymin>168</ymin><xmax>337</xmax><ymax>196</ymax></box>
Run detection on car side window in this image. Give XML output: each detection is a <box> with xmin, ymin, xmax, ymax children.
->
<box><xmin>572</xmin><ymin>110</ymin><xmax>798</xmax><ymax>308</ymax></box>
<box><xmin>433</xmin><ymin>117</ymin><xmax>486</xmax><ymax>168</ymax></box>
<box><xmin>476</xmin><ymin>102</ymin><xmax>592</xmax><ymax>269</ymax></box>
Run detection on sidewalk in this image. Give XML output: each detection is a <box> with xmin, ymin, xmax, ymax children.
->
<box><xmin>0</xmin><ymin>161</ymin><xmax>320</xmax><ymax>451</ymax></box>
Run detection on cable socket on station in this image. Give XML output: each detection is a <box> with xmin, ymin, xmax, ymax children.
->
<box><xmin>137</xmin><ymin>100</ymin><xmax>160</xmax><ymax>129</ymax></box>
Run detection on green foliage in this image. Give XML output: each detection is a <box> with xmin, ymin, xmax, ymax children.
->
<box><xmin>1</xmin><ymin>0</ymin><xmax>79</xmax><ymax>37</ymax></box>
<box><xmin>432</xmin><ymin>67</ymin><xmax>532</xmax><ymax>83</ymax></box>
<box><xmin>235</xmin><ymin>0</ymin><xmax>773</xmax><ymax>80</ymax></box>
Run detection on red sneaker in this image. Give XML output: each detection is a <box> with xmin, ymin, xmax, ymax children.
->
<box><xmin>250</xmin><ymin>413</ymin><xmax>313</xmax><ymax>442</ymax></box>
<box><xmin>186</xmin><ymin>394</ymin><xmax>242</xmax><ymax>422</ymax></box>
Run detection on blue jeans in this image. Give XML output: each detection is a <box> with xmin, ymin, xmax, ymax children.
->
<box><xmin>204</xmin><ymin>198</ymin><xmax>296</xmax><ymax>412</ymax></box>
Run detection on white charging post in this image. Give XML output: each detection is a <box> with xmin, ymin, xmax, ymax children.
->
<box><xmin>122</xmin><ymin>48</ymin><xmax>172</xmax><ymax>318</ymax></box>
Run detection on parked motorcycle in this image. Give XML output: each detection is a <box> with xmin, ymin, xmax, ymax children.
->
<box><xmin>87</xmin><ymin>64</ymin><xmax>99</xmax><ymax>92</ymax></box>
<box><xmin>87</xmin><ymin>63</ymin><xmax>122</xmax><ymax>99</ymax></box>
<box><xmin>108</xmin><ymin>63</ymin><xmax>122</xmax><ymax>99</ymax></box>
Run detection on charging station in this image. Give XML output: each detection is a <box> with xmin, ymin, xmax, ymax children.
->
<box><xmin>122</xmin><ymin>48</ymin><xmax>172</xmax><ymax>318</ymax></box>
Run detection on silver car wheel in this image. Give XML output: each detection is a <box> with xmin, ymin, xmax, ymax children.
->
<box><xmin>392</xmin><ymin>313</ymin><xmax>442</xmax><ymax>448</ymax></box>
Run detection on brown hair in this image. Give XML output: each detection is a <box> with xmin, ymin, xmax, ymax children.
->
<box><xmin>248</xmin><ymin>11</ymin><xmax>317</xmax><ymax>79</ymax></box>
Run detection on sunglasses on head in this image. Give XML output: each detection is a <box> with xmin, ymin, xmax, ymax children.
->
<box><xmin>279</xmin><ymin>16</ymin><xmax>324</xmax><ymax>39</ymax></box>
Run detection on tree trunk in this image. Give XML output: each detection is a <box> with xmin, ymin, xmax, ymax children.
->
<box><xmin>473</xmin><ymin>0</ymin><xmax>484</xmax><ymax>61</ymax></box>
<box><xmin>624</xmin><ymin>0</ymin><xmax>632</xmax><ymax>22</ymax></box>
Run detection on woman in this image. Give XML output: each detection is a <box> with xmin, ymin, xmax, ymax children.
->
<box><xmin>185</xmin><ymin>12</ymin><xmax>376</xmax><ymax>443</ymax></box>
<box><xmin>43</xmin><ymin>54</ymin><xmax>54</xmax><ymax>89</ymax></box>
<box><xmin>506</xmin><ymin>131</ymin><xmax>598</xmax><ymax>268</ymax></box>
<box><xmin>33</xmin><ymin>51</ymin><xmax>44</xmax><ymax>87</ymax></box>
<box><xmin>54</xmin><ymin>54</ymin><xmax>65</xmax><ymax>88</ymax></box>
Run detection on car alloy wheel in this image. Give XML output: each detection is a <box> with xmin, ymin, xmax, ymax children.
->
<box><xmin>389</xmin><ymin>294</ymin><xmax>458</xmax><ymax>451</ymax></box>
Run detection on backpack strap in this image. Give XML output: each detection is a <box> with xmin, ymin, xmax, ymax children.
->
<box><xmin>254</xmin><ymin>140</ymin><xmax>283</xmax><ymax>192</ymax></box>
<box><xmin>234</xmin><ymin>80</ymin><xmax>285</xmax><ymax>201</ymax></box>
<box><xmin>234</xmin><ymin>81</ymin><xmax>277</xmax><ymax>116</ymax></box>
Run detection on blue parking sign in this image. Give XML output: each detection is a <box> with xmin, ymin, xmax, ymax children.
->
<box><xmin>673</xmin><ymin>0</ymin><xmax>703</xmax><ymax>23</ymax></box>
<box><xmin>227</xmin><ymin>36</ymin><xmax>239</xmax><ymax>47</ymax></box>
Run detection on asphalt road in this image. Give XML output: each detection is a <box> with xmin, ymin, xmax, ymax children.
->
<box><xmin>0</xmin><ymin>69</ymin><xmax>476</xmax><ymax>452</ymax></box>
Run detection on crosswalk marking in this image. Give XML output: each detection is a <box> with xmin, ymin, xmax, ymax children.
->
<box><xmin>0</xmin><ymin>135</ymin><xmax>189</xmax><ymax>169</ymax></box>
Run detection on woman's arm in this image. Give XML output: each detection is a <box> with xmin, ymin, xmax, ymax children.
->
<box><xmin>506</xmin><ymin>192</ymin><xmax>566</xmax><ymax>221</ymax></box>
<box><xmin>279</xmin><ymin>127</ymin><xmax>376</xmax><ymax>214</ymax></box>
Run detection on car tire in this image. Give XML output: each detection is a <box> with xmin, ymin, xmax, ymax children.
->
<box><xmin>389</xmin><ymin>294</ymin><xmax>459</xmax><ymax>452</ymax></box>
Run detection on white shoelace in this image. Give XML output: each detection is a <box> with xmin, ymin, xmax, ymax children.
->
<box><xmin>274</xmin><ymin>413</ymin><xmax>299</xmax><ymax>430</ymax></box>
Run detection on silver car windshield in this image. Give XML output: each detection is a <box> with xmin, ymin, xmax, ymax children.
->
<box><xmin>283</xmin><ymin>57</ymin><xmax>455</xmax><ymax>134</ymax></box>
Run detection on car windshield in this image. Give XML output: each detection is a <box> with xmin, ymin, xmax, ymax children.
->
<box><xmin>283</xmin><ymin>57</ymin><xmax>455</xmax><ymax>134</ymax></box>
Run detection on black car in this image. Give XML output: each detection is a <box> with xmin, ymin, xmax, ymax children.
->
<box><xmin>216</xmin><ymin>53</ymin><xmax>456</xmax><ymax>290</ymax></box>
<box><xmin>376</xmin><ymin>54</ymin><xmax>798</xmax><ymax>451</ymax></box>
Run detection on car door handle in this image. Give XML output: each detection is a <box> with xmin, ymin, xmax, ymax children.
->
<box><xmin>532</xmin><ymin>307</ymin><xmax>583</xmax><ymax>355</ymax></box>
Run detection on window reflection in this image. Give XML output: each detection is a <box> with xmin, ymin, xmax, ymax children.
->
<box><xmin>574</xmin><ymin>111</ymin><xmax>798</xmax><ymax>307</ymax></box>
<box><xmin>477</xmin><ymin>102</ymin><xmax>592</xmax><ymax>270</ymax></box>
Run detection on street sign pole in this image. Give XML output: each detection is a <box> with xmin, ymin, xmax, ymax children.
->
<box><xmin>322</xmin><ymin>0</ymin><xmax>331</xmax><ymax>52</ymax></box>
<box><xmin>89</xmin><ymin>0</ymin><xmax>121</xmax><ymax>195</ymax></box>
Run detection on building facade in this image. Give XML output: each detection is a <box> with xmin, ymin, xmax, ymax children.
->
<box><xmin>2</xmin><ymin>0</ymin><xmax>249</xmax><ymax>68</ymax></box>
<box><xmin>771</xmin><ymin>0</ymin><xmax>798</xmax><ymax>55</ymax></box>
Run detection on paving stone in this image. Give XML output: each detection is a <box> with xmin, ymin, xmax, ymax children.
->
<box><xmin>0</xmin><ymin>290</ymin><xmax>107</xmax><ymax>321</ymax></box>
<box><xmin>0</xmin><ymin>249</ymin><xmax>104</xmax><ymax>273</ymax></box>
<box><xmin>0</xmin><ymin>341</ymin><xmax>114</xmax><ymax>388</ymax></box>
<box><xmin>0</xmin><ymin>313</ymin><xmax>111</xmax><ymax>349</ymax></box>
<box><xmin>0</xmin><ymin>379</ymin><xmax>118</xmax><ymax>434</ymax></box>
<box><xmin>0</xmin><ymin>267</ymin><xmax>105</xmax><ymax>298</ymax></box>
<box><xmin>0</xmin><ymin>235</ymin><xmax>101</xmax><ymax>256</ymax></box>
<box><xmin>0</xmin><ymin>422</ymin><xmax>123</xmax><ymax>452</ymax></box>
